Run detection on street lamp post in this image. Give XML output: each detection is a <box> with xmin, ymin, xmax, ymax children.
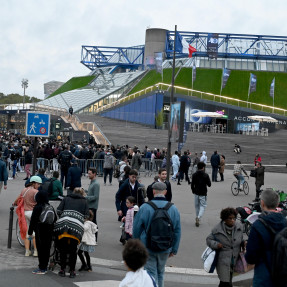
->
<box><xmin>21</xmin><ymin>79</ymin><xmax>28</xmax><ymax>110</ymax></box>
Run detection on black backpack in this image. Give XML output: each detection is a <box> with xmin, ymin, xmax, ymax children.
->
<box><xmin>42</xmin><ymin>178</ymin><xmax>56</xmax><ymax>197</ymax></box>
<box><xmin>146</xmin><ymin>201</ymin><xmax>174</xmax><ymax>252</ymax></box>
<box><xmin>59</xmin><ymin>152</ymin><xmax>71</xmax><ymax>168</ymax></box>
<box><xmin>39</xmin><ymin>203</ymin><xmax>55</xmax><ymax>224</ymax></box>
<box><xmin>259</xmin><ymin>218</ymin><xmax>287</xmax><ymax>286</ymax></box>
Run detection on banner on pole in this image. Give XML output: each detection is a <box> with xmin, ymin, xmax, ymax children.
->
<box><xmin>178</xmin><ymin>119</ymin><xmax>187</xmax><ymax>152</ymax></box>
<box><xmin>170</xmin><ymin>102</ymin><xmax>185</xmax><ymax>143</ymax></box>
<box><xmin>192</xmin><ymin>65</ymin><xmax>196</xmax><ymax>83</ymax></box>
<box><xmin>207</xmin><ymin>33</ymin><xmax>219</xmax><ymax>59</ymax></box>
<box><xmin>154</xmin><ymin>52</ymin><xmax>163</xmax><ymax>74</ymax></box>
<box><xmin>270</xmin><ymin>77</ymin><xmax>275</xmax><ymax>99</ymax></box>
<box><xmin>249</xmin><ymin>73</ymin><xmax>257</xmax><ymax>94</ymax></box>
<box><xmin>221</xmin><ymin>68</ymin><xmax>231</xmax><ymax>90</ymax></box>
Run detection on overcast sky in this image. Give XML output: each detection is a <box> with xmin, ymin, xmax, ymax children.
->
<box><xmin>0</xmin><ymin>0</ymin><xmax>286</xmax><ymax>100</ymax></box>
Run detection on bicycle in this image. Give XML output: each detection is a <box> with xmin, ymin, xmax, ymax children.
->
<box><xmin>231</xmin><ymin>175</ymin><xmax>249</xmax><ymax>196</ymax></box>
<box><xmin>16</xmin><ymin>218</ymin><xmax>25</xmax><ymax>247</ymax></box>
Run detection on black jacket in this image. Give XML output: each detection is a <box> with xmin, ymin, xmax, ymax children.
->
<box><xmin>191</xmin><ymin>170</ymin><xmax>211</xmax><ymax>196</ymax></box>
<box><xmin>179</xmin><ymin>155</ymin><xmax>190</xmax><ymax>171</ymax></box>
<box><xmin>147</xmin><ymin>181</ymin><xmax>172</xmax><ymax>202</ymax></box>
<box><xmin>115</xmin><ymin>179</ymin><xmax>144</xmax><ymax>216</ymax></box>
<box><xmin>210</xmin><ymin>153</ymin><xmax>220</xmax><ymax>167</ymax></box>
<box><xmin>67</xmin><ymin>166</ymin><xmax>82</xmax><ymax>190</ymax></box>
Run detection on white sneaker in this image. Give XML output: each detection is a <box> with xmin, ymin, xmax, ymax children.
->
<box><xmin>25</xmin><ymin>250</ymin><xmax>31</xmax><ymax>257</ymax></box>
<box><xmin>33</xmin><ymin>250</ymin><xmax>38</xmax><ymax>257</ymax></box>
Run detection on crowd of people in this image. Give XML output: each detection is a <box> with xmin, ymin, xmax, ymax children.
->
<box><xmin>0</xmin><ymin>130</ymin><xmax>286</xmax><ymax>287</ymax></box>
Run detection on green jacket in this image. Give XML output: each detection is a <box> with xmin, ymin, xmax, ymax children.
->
<box><xmin>49</xmin><ymin>177</ymin><xmax>63</xmax><ymax>200</ymax></box>
<box><xmin>86</xmin><ymin>179</ymin><xmax>100</xmax><ymax>209</ymax></box>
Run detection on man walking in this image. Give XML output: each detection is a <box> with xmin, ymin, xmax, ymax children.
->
<box><xmin>115</xmin><ymin>169</ymin><xmax>144</xmax><ymax>219</ymax></box>
<box><xmin>133</xmin><ymin>182</ymin><xmax>181</xmax><ymax>287</ymax></box>
<box><xmin>85</xmin><ymin>167</ymin><xmax>100</xmax><ymax>242</ymax></box>
<box><xmin>245</xmin><ymin>189</ymin><xmax>287</xmax><ymax>287</ymax></box>
<box><xmin>171</xmin><ymin>151</ymin><xmax>180</xmax><ymax>181</ymax></box>
<box><xmin>58</xmin><ymin>145</ymin><xmax>73</xmax><ymax>189</ymax></box>
<box><xmin>210</xmin><ymin>150</ymin><xmax>220</xmax><ymax>182</ymax></box>
<box><xmin>254</xmin><ymin>162</ymin><xmax>265</xmax><ymax>201</ymax></box>
<box><xmin>147</xmin><ymin>168</ymin><xmax>172</xmax><ymax>202</ymax></box>
<box><xmin>177</xmin><ymin>151</ymin><xmax>191</xmax><ymax>185</ymax></box>
<box><xmin>0</xmin><ymin>152</ymin><xmax>8</xmax><ymax>194</ymax></box>
<box><xmin>191</xmin><ymin>162</ymin><xmax>211</xmax><ymax>227</ymax></box>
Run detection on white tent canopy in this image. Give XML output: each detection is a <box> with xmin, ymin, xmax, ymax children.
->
<box><xmin>248</xmin><ymin>115</ymin><xmax>278</xmax><ymax>123</ymax></box>
<box><xmin>190</xmin><ymin>112</ymin><xmax>225</xmax><ymax>118</ymax></box>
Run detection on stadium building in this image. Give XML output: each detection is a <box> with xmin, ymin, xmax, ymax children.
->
<box><xmin>36</xmin><ymin>28</ymin><xmax>287</xmax><ymax>134</ymax></box>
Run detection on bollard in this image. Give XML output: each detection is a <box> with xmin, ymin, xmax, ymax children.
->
<box><xmin>7</xmin><ymin>205</ymin><xmax>14</xmax><ymax>249</ymax></box>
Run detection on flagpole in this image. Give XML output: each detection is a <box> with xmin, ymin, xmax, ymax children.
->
<box><xmin>166</xmin><ymin>25</ymin><xmax>177</xmax><ymax>181</ymax></box>
<box><xmin>247</xmin><ymin>73</ymin><xmax>251</xmax><ymax>108</ymax></box>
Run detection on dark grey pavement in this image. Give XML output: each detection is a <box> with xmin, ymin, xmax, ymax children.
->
<box><xmin>1</xmin><ymin>166</ymin><xmax>285</xmax><ymax>286</ymax></box>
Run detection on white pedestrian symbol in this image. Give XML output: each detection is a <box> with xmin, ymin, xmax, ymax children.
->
<box><xmin>29</xmin><ymin>122</ymin><xmax>36</xmax><ymax>133</ymax></box>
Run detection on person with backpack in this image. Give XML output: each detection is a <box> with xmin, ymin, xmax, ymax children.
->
<box><xmin>0</xmin><ymin>151</ymin><xmax>8</xmax><ymax>194</ymax></box>
<box><xmin>133</xmin><ymin>182</ymin><xmax>181</xmax><ymax>287</ymax></box>
<box><xmin>58</xmin><ymin>145</ymin><xmax>73</xmax><ymax>189</ymax></box>
<box><xmin>66</xmin><ymin>160</ymin><xmax>82</xmax><ymax>195</ymax></box>
<box><xmin>103</xmin><ymin>150</ymin><xmax>115</xmax><ymax>186</ymax></box>
<box><xmin>47</xmin><ymin>171</ymin><xmax>63</xmax><ymax>200</ymax></box>
<box><xmin>245</xmin><ymin>188</ymin><xmax>287</xmax><ymax>287</ymax></box>
<box><xmin>28</xmin><ymin>190</ymin><xmax>57</xmax><ymax>274</ymax></box>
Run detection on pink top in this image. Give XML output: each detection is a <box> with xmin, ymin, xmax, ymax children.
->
<box><xmin>125</xmin><ymin>207</ymin><xmax>134</xmax><ymax>236</ymax></box>
<box><xmin>20</xmin><ymin>187</ymin><xmax>38</xmax><ymax>211</ymax></box>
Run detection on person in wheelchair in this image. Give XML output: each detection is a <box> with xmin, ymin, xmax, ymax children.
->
<box><xmin>233</xmin><ymin>161</ymin><xmax>249</xmax><ymax>190</ymax></box>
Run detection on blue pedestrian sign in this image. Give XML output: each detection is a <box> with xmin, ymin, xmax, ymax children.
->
<box><xmin>26</xmin><ymin>111</ymin><xmax>50</xmax><ymax>137</ymax></box>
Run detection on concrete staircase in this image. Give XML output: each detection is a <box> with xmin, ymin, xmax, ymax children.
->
<box><xmin>77</xmin><ymin>114</ymin><xmax>287</xmax><ymax>172</ymax></box>
<box><xmin>61</xmin><ymin>114</ymin><xmax>110</xmax><ymax>146</ymax></box>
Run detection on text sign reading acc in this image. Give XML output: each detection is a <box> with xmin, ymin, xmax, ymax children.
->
<box><xmin>26</xmin><ymin>112</ymin><xmax>50</xmax><ymax>137</ymax></box>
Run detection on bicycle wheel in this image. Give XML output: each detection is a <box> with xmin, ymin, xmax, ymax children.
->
<box><xmin>243</xmin><ymin>181</ymin><xmax>249</xmax><ymax>195</ymax></box>
<box><xmin>16</xmin><ymin>218</ymin><xmax>25</xmax><ymax>247</ymax></box>
<box><xmin>231</xmin><ymin>182</ymin><xmax>239</xmax><ymax>196</ymax></box>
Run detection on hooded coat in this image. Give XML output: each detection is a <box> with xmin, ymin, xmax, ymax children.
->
<box><xmin>245</xmin><ymin>211</ymin><xmax>287</xmax><ymax>287</ymax></box>
<box><xmin>200</xmin><ymin>151</ymin><xmax>207</xmax><ymax>164</ymax></box>
<box><xmin>206</xmin><ymin>221</ymin><xmax>244</xmax><ymax>282</ymax></box>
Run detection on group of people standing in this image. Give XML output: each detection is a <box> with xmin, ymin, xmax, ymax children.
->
<box><xmin>14</xmin><ymin>164</ymin><xmax>100</xmax><ymax>278</ymax></box>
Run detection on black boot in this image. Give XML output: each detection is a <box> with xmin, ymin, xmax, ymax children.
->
<box><xmin>78</xmin><ymin>264</ymin><xmax>87</xmax><ymax>272</ymax></box>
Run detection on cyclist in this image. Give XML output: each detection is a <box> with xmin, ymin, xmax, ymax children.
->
<box><xmin>233</xmin><ymin>160</ymin><xmax>249</xmax><ymax>190</ymax></box>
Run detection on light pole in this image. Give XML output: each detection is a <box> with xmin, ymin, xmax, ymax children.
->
<box><xmin>21</xmin><ymin>79</ymin><xmax>28</xmax><ymax>110</ymax></box>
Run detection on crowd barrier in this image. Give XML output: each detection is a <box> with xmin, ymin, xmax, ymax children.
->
<box><xmin>2</xmin><ymin>157</ymin><xmax>165</xmax><ymax>177</ymax></box>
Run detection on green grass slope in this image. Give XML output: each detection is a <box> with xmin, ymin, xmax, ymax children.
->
<box><xmin>48</xmin><ymin>76</ymin><xmax>96</xmax><ymax>98</ymax></box>
<box><xmin>129</xmin><ymin>68</ymin><xmax>287</xmax><ymax>112</ymax></box>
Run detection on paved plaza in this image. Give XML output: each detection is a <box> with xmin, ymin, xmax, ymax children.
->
<box><xmin>0</xmin><ymin>166</ymin><xmax>286</xmax><ymax>286</ymax></box>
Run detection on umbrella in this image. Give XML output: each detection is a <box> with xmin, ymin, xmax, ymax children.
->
<box><xmin>248</xmin><ymin>115</ymin><xmax>278</xmax><ymax>123</ymax></box>
<box><xmin>190</xmin><ymin>112</ymin><xmax>225</xmax><ymax>118</ymax></box>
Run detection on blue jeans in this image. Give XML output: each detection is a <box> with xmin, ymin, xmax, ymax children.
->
<box><xmin>37</xmin><ymin>158</ymin><xmax>45</xmax><ymax>170</ymax></box>
<box><xmin>145</xmin><ymin>252</ymin><xmax>169</xmax><ymax>287</ymax></box>
<box><xmin>236</xmin><ymin>174</ymin><xmax>245</xmax><ymax>189</ymax></box>
<box><xmin>12</xmin><ymin>160</ymin><xmax>18</xmax><ymax>177</ymax></box>
<box><xmin>194</xmin><ymin>195</ymin><xmax>207</xmax><ymax>219</ymax></box>
<box><xmin>211</xmin><ymin>166</ymin><xmax>218</xmax><ymax>181</ymax></box>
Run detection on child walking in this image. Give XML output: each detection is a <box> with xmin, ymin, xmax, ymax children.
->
<box><xmin>121</xmin><ymin>196</ymin><xmax>136</xmax><ymax>241</ymax></box>
<box><xmin>78</xmin><ymin>210</ymin><xmax>98</xmax><ymax>272</ymax></box>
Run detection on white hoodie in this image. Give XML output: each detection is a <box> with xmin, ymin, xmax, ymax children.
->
<box><xmin>119</xmin><ymin>268</ymin><xmax>155</xmax><ymax>287</ymax></box>
<box><xmin>200</xmin><ymin>151</ymin><xmax>207</xmax><ymax>164</ymax></box>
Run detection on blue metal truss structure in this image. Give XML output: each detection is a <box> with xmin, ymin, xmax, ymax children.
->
<box><xmin>81</xmin><ymin>45</ymin><xmax>145</xmax><ymax>71</ymax></box>
<box><xmin>166</xmin><ymin>31</ymin><xmax>287</xmax><ymax>61</ymax></box>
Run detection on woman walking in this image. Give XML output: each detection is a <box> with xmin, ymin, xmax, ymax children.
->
<box><xmin>206</xmin><ymin>207</ymin><xmax>245</xmax><ymax>287</ymax></box>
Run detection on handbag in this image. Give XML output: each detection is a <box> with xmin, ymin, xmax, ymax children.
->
<box><xmin>250</xmin><ymin>169</ymin><xmax>256</xmax><ymax>177</ymax></box>
<box><xmin>201</xmin><ymin>234</ymin><xmax>219</xmax><ymax>273</ymax></box>
<box><xmin>234</xmin><ymin>252</ymin><xmax>248</xmax><ymax>273</ymax></box>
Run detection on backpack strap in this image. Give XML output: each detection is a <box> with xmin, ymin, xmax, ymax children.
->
<box><xmin>163</xmin><ymin>202</ymin><xmax>173</xmax><ymax>211</ymax></box>
<box><xmin>258</xmin><ymin>218</ymin><xmax>276</xmax><ymax>234</ymax></box>
<box><xmin>147</xmin><ymin>201</ymin><xmax>158</xmax><ymax>210</ymax></box>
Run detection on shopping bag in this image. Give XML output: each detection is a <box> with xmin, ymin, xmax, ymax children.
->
<box><xmin>201</xmin><ymin>246</ymin><xmax>218</xmax><ymax>273</ymax></box>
